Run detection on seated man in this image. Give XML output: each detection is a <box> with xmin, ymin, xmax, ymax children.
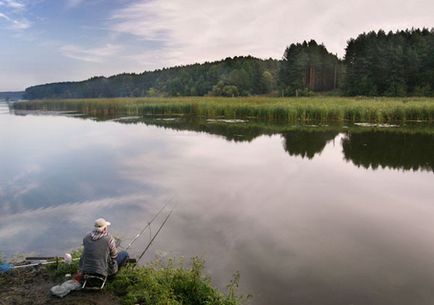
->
<box><xmin>79</xmin><ymin>218</ymin><xmax>129</xmax><ymax>277</ymax></box>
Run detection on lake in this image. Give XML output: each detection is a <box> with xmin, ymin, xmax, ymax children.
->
<box><xmin>1</xmin><ymin>101</ymin><xmax>434</xmax><ymax>305</ymax></box>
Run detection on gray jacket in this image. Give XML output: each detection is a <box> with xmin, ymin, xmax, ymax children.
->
<box><xmin>79</xmin><ymin>232</ymin><xmax>118</xmax><ymax>276</ymax></box>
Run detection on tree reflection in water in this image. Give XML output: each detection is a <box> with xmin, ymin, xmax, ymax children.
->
<box><xmin>282</xmin><ymin>130</ymin><xmax>339</xmax><ymax>159</ymax></box>
<box><xmin>342</xmin><ymin>131</ymin><xmax>434</xmax><ymax>172</ymax></box>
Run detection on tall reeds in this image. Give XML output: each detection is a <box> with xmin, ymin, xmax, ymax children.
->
<box><xmin>14</xmin><ymin>97</ymin><xmax>434</xmax><ymax>123</ymax></box>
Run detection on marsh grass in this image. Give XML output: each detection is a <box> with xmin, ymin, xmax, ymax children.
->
<box><xmin>14</xmin><ymin>96</ymin><xmax>434</xmax><ymax>123</ymax></box>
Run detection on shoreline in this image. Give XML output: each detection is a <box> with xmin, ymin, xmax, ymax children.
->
<box><xmin>12</xmin><ymin>96</ymin><xmax>434</xmax><ymax>124</ymax></box>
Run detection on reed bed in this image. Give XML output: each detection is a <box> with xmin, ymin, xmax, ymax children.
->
<box><xmin>14</xmin><ymin>96</ymin><xmax>434</xmax><ymax>123</ymax></box>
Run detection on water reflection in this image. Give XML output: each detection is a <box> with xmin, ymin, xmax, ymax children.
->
<box><xmin>283</xmin><ymin>130</ymin><xmax>339</xmax><ymax>159</ymax></box>
<box><xmin>342</xmin><ymin>131</ymin><xmax>434</xmax><ymax>172</ymax></box>
<box><xmin>10</xmin><ymin>105</ymin><xmax>434</xmax><ymax>172</ymax></box>
<box><xmin>1</xmin><ymin>103</ymin><xmax>434</xmax><ymax>305</ymax></box>
<box><xmin>116</xmin><ymin>116</ymin><xmax>269</xmax><ymax>142</ymax></box>
<box><xmin>106</xmin><ymin>116</ymin><xmax>434</xmax><ymax>171</ymax></box>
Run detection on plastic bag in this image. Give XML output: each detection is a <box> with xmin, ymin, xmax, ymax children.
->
<box><xmin>50</xmin><ymin>279</ymin><xmax>81</xmax><ymax>298</ymax></box>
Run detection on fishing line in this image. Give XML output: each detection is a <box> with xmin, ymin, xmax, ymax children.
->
<box><xmin>137</xmin><ymin>208</ymin><xmax>173</xmax><ymax>263</ymax></box>
<box><xmin>124</xmin><ymin>196</ymin><xmax>173</xmax><ymax>251</ymax></box>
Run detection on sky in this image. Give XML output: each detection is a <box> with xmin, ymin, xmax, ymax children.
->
<box><xmin>0</xmin><ymin>0</ymin><xmax>432</xmax><ymax>91</ymax></box>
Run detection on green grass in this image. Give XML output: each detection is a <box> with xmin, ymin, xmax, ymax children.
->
<box><xmin>45</xmin><ymin>250</ymin><xmax>82</xmax><ymax>280</ymax></box>
<box><xmin>44</xmin><ymin>253</ymin><xmax>246</xmax><ymax>305</ymax></box>
<box><xmin>14</xmin><ymin>96</ymin><xmax>434</xmax><ymax>123</ymax></box>
<box><xmin>108</xmin><ymin>257</ymin><xmax>247</xmax><ymax>305</ymax></box>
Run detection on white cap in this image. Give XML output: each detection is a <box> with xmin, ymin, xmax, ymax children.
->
<box><xmin>94</xmin><ymin>218</ymin><xmax>111</xmax><ymax>232</ymax></box>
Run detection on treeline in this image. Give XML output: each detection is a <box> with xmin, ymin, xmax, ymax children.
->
<box><xmin>24</xmin><ymin>56</ymin><xmax>280</xmax><ymax>99</ymax></box>
<box><xmin>344</xmin><ymin>28</ymin><xmax>433</xmax><ymax>96</ymax></box>
<box><xmin>0</xmin><ymin>91</ymin><xmax>23</xmax><ymax>101</ymax></box>
<box><xmin>23</xmin><ymin>28</ymin><xmax>433</xmax><ymax>99</ymax></box>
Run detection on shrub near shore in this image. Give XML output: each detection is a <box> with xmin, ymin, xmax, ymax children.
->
<box><xmin>14</xmin><ymin>96</ymin><xmax>434</xmax><ymax>123</ymax></box>
<box><xmin>44</xmin><ymin>253</ymin><xmax>246</xmax><ymax>305</ymax></box>
<box><xmin>108</xmin><ymin>257</ymin><xmax>246</xmax><ymax>305</ymax></box>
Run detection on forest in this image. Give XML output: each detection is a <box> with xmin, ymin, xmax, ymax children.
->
<box><xmin>344</xmin><ymin>28</ymin><xmax>433</xmax><ymax>96</ymax></box>
<box><xmin>23</xmin><ymin>28</ymin><xmax>433</xmax><ymax>99</ymax></box>
<box><xmin>0</xmin><ymin>91</ymin><xmax>23</xmax><ymax>100</ymax></box>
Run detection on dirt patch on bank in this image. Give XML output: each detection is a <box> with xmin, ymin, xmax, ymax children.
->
<box><xmin>0</xmin><ymin>267</ymin><xmax>120</xmax><ymax>305</ymax></box>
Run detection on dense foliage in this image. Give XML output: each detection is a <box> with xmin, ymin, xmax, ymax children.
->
<box><xmin>279</xmin><ymin>40</ymin><xmax>342</xmax><ymax>96</ymax></box>
<box><xmin>24</xmin><ymin>56</ymin><xmax>279</xmax><ymax>99</ymax></box>
<box><xmin>344</xmin><ymin>28</ymin><xmax>434</xmax><ymax>96</ymax></box>
<box><xmin>108</xmin><ymin>257</ymin><xmax>246</xmax><ymax>305</ymax></box>
<box><xmin>0</xmin><ymin>91</ymin><xmax>23</xmax><ymax>101</ymax></box>
<box><xmin>22</xmin><ymin>28</ymin><xmax>433</xmax><ymax>99</ymax></box>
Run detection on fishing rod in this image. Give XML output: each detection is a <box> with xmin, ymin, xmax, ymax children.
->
<box><xmin>124</xmin><ymin>197</ymin><xmax>173</xmax><ymax>251</ymax></box>
<box><xmin>10</xmin><ymin>260</ymin><xmax>62</xmax><ymax>269</ymax></box>
<box><xmin>0</xmin><ymin>260</ymin><xmax>57</xmax><ymax>272</ymax></box>
<box><xmin>0</xmin><ymin>254</ymin><xmax>78</xmax><ymax>273</ymax></box>
<box><xmin>137</xmin><ymin>208</ymin><xmax>173</xmax><ymax>263</ymax></box>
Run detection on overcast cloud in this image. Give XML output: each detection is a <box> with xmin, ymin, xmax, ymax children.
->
<box><xmin>0</xmin><ymin>0</ymin><xmax>432</xmax><ymax>90</ymax></box>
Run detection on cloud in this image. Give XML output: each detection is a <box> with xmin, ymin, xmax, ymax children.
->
<box><xmin>65</xmin><ymin>0</ymin><xmax>84</xmax><ymax>9</ymax></box>
<box><xmin>0</xmin><ymin>11</ymin><xmax>30</xmax><ymax>29</ymax></box>
<box><xmin>123</xmin><ymin>49</ymin><xmax>171</xmax><ymax>71</ymax></box>
<box><xmin>0</xmin><ymin>0</ymin><xmax>30</xmax><ymax>30</ymax></box>
<box><xmin>60</xmin><ymin>43</ymin><xmax>122</xmax><ymax>62</ymax></box>
<box><xmin>2</xmin><ymin>0</ymin><xmax>433</xmax><ymax>91</ymax></box>
<box><xmin>11</xmin><ymin>16</ymin><xmax>29</xmax><ymax>29</ymax></box>
<box><xmin>0</xmin><ymin>0</ymin><xmax>25</xmax><ymax>10</ymax></box>
<box><xmin>110</xmin><ymin>0</ymin><xmax>434</xmax><ymax>64</ymax></box>
<box><xmin>0</xmin><ymin>11</ymin><xmax>10</xmax><ymax>20</ymax></box>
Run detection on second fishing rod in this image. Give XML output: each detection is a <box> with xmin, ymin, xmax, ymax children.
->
<box><xmin>123</xmin><ymin>197</ymin><xmax>174</xmax><ymax>252</ymax></box>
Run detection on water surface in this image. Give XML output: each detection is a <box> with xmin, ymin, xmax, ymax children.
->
<box><xmin>1</xmin><ymin>102</ymin><xmax>434</xmax><ymax>305</ymax></box>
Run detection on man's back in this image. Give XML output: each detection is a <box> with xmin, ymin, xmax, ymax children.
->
<box><xmin>79</xmin><ymin>218</ymin><xmax>128</xmax><ymax>278</ymax></box>
<box><xmin>80</xmin><ymin>232</ymin><xmax>118</xmax><ymax>276</ymax></box>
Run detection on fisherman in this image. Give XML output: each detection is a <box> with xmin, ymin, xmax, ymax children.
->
<box><xmin>79</xmin><ymin>218</ymin><xmax>129</xmax><ymax>277</ymax></box>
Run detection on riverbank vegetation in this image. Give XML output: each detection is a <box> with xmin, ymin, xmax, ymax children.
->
<box><xmin>1</xmin><ymin>250</ymin><xmax>245</xmax><ymax>304</ymax></box>
<box><xmin>22</xmin><ymin>28</ymin><xmax>433</xmax><ymax>99</ymax></box>
<box><xmin>14</xmin><ymin>96</ymin><xmax>434</xmax><ymax>123</ymax></box>
<box><xmin>108</xmin><ymin>258</ymin><xmax>245</xmax><ymax>305</ymax></box>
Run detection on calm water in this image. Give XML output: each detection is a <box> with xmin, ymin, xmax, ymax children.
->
<box><xmin>1</xmin><ymin>102</ymin><xmax>434</xmax><ymax>305</ymax></box>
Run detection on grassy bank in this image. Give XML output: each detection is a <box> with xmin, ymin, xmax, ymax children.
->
<box><xmin>109</xmin><ymin>258</ymin><xmax>245</xmax><ymax>305</ymax></box>
<box><xmin>45</xmin><ymin>253</ymin><xmax>245</xmax><ymax>305</ymax></box>
<box><xmin>14</xmin><ymin>96</ymin><xmax>434</xmax><ymax>123</ymax></box>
